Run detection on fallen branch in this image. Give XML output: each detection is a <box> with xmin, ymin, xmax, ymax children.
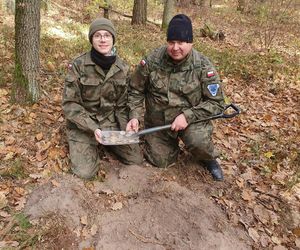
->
<box><xmin>128</xmin><ymin>228</ymin><xmax>168</xmax><ymax>246</ymax></box>
<box><xmin>99</xmin><ymin>5</ymin><xmax>160</xmax><ymax>27</ymax></box>
<box><xmin>0</xmin><ymin>217</ymin><xmax>17</xmax><ymax>240</ymax></box>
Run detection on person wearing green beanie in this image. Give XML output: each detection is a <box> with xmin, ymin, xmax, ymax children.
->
<box><xmin>62</xmin><ymin>17</ymin><xmax>142</xmax><ymax>180</ymax></box>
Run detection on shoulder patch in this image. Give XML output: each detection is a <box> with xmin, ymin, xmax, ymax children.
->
<box><xmin>207</xmin><ymin>83</ymin><xmax>220</xmax><ymax>97</ymax></box>
<box><xmin>140</xmin><ymin>59</ymin><xmax>147</xmax><ymax>67</ymax></box>
<box><xmin>207</xmin><ymin>71</ymin><xmax>215</xmax><ymax>78</ymax></box>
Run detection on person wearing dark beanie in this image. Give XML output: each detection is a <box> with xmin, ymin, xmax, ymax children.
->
<box><xmin>63</xmin><ymin>18</ymin><xmax>142</xmax><ymax>180</ymax></box>
<box><xmin>167</xmin><ymin>14</ymin><xmax>193</xmax><ymax>43</ymax></box>
<box><xmin>127</xmin><ymin>14</ymin><xmax>226</xmax><ymax>181</ymax></box>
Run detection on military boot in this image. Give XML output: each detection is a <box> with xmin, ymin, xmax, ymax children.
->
<box><xmin>201</xmin><ymin>159</ymin><xmax>224</xmax><ymax>181</ymax></box>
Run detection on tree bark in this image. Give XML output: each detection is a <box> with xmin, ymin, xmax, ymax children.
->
<box><xmin>14</xmin><ymin>0</ymin><xmax>41</xmax><ymax>103</ymax></box>
<box><xmin>131</xmin><ymin>0</ymin><xmax>147</xmax><ymax>25</ymax></box>
<box><xmin>161</xmin><ymin>0</ymin><xmax>175</xmax><ymax>30</ymax></box>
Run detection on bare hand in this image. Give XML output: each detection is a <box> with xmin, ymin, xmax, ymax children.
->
<box><xmin>126</xmin><ymin>118</ymin><xmax>139</xmax><ymax>133</ymax></box>
<box><xmin>171</xmin><ymin>114</ymin><xmax>188</xmax><ymax>131</ymax></box>
<box><xmin>94</xmin><ymin>129</ymin><xmax>102</xmax><ymax>144</ymax></box>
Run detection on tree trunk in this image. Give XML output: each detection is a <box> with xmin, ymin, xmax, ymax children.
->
<box><xmin>14</xmin><ymin>0</ymin><xmax>41</xmax><ymax>103</ymax></box>
<box><xmin>131</xmin><ymin>0</ymin><xmax>147</xmax><ymax>25</ymax></box>
<box><xmin>103</xmin><ymin>0</ymin><xmax>111</xmax><ymax>19</ymax></box>
<box><xmin>161</xmin><ymin>0</ymin><xmax>175</xmax><ymax>30</ymax></box>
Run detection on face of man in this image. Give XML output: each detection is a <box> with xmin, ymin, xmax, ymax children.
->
<box><xmin>166</xmin><ymin>41</ymin><xmax>193</xmax><ymax>62</ymax></box>
<box><xmin>92</xmin><ymin>30</ymin><xmax>113</xmax><ymax>56</ymax></box>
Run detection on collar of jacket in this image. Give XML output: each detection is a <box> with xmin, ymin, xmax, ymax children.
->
<box><xmin>83</xmin><ymin>51</ymin><xmax>126</xmax><ymax>71</ymax></box>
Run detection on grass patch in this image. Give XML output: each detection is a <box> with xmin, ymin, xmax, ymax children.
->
<box><xmin>0</xmin><ymin>158</ymin><xmax>28</xmax><ymax>180</ymax></box>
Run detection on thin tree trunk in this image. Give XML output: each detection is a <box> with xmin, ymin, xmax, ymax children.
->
<box><xmin>14</xmin><ymin>0</ymin><xmax>41</xmax><ymax>103</ymax></box>
<box><xmin>161</xmin><ymin>0</ymin><xmax>175</xmax><ymax>30</ymax></box>
<box><xmin>131</xmin><ymin>0</ymin><xmax>147</xmax><ymax>25</ymax></box>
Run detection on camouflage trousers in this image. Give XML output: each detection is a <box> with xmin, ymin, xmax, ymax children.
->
<box><xmin>66</xmin><ymin>127</ymin><xmax>143</xmax><ymax>179</ymax></box>
<box><xmin>144</xmin><ymin>121</ymin><xmax>218</xmax><ymax>168</ymax></box>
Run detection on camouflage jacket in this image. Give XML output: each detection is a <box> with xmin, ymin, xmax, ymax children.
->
<box><xmin>63</xmin><ymin>51</ymin><xmax>130</xmax><ymax>135</ymax></box>
<box><xmin>128</xmin><ymin>46</ymin><xmax>225</xmax><ymax>125</ymax></box>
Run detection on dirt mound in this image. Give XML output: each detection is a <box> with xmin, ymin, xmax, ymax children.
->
<box><xmin>24</xmin><ymin>163</ymin><xmax>251</xmax><ymax>249</ymax></box>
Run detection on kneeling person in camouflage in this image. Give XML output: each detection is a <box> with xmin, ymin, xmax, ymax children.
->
<box><xmin>63</xmin><ymin>18</ymin><xmax>142</xmax><ymax>179</ymax></box>
<box><xmin>126</xmin><ymin>14</ymin><xmax>225</xmax><ymax>181</ymax></box>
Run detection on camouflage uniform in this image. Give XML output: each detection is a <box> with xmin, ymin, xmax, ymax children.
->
<box><xmin>129</xmin><ymin>46</ymin><xmax>225</xmax><ymax>168</ymax></box>
<box><xmin>63</xmin><ymin>51</ymin><xmax>142</xmax><ymax>179</ymax></box>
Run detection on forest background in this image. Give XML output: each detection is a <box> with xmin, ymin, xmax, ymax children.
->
<box><xmin>0</xmin><ymin>0</ymin><xmax>299</xmax><ymax>249</ymax></box>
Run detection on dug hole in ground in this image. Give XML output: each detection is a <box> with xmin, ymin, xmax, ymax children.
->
<box><xmin>24</xmin><ymin>156</ymin><xmax>251</xmax><ymax>249</ymax></box>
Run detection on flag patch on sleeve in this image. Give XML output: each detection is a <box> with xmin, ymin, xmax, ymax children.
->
<box><xmin>207</xmin><ymin>84</ymin><xmax>220</xmax><ymax>96</ymax></box>
<box><xmin>140</xmin><ymin>59</ymin><xmax>147</xmax><ymax>66</ymax></box>
<box><xmin>207</xmin><ymin>71</ymin><xmax>215</xmax><ymax>77</ymax></box>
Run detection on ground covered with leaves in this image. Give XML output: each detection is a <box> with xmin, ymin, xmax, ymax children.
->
<box><xmin>0</xmin><ymin>0</ymin><xmax>299</xmax><ymax>249</ymax></box>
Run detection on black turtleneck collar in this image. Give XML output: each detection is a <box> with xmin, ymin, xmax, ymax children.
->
<box><xmin>91</xmin><ymin>47</ymin><xmax>116</xmax><ymax>71</ymax></box>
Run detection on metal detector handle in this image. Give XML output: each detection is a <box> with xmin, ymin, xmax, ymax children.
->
<box><xmin>137</xmin><ymin>124</ymin><xmax>172</xmax><ymax>136</ymax></box>
<box><xmin>200</xmin><ymin>103</ymin><xmax>241</xmax><ymax>121</ymax></box>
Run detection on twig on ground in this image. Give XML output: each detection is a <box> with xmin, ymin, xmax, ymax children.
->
<box><xmin>128</xmin><ymin>228</ymin><xmax>167</xmax><ymax>246</ymax></box>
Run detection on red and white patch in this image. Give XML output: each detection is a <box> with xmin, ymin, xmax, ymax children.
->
<box><xmin>207</xmin><ymin>71</ymin><xmax>215</xmax><ymax>77</ymax></box>
<box><xmin>67</xmin><ymin>63</ymin><xmax>73</xmax><ymax>70</ymax></box>
<box><xmin>140</xmin><ymin>59</ymin><xmax>146</xmax><ymax>66</ymax></box>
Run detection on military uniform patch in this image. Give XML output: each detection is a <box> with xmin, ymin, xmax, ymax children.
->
<box><xmin>67</xmin><ymin>63</ymin><xmax>73</xmax><ymax>70</ymax></box>
<box><xmin>140</xmin><ymin>59</ymin><xmax>146</xmax><ymax>66</ymax></box>
<box><xmin>207</xmin><ymin>71</ymin><xmax>215</xmax><ymax>77</ymax></box>
<box><xmin>207</xmin><ymin>84</ymin><xmax>219</xmax><ymax>96</ymax></box>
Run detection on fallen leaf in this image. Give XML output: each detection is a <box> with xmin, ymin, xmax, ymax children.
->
<box><xmin>81</xmin><ymin>227</ymin><xmax>90</xmax><ymax>238</ymax></box>
<box><xmin>241</xmin><ymin>189</ymin><xmax>254</xmax><ymax>201</ymax></box>
<box><xmin>271</xmin><ymin>236</ymin><xmax>281</xmax><ymax>245</ymax></box>
<box><xmin>253</xmin><ymin>205</ymin><xmax>270</xmax><ymax>224</ymax></box>
<box><xmin>5</xmin><ymin>136</ymin><xmax>16</xmax><ymax>146</ymax></box>
<box><xmin>99</xmin><ymin>189</ymin><xmax>114</xmax><ymax>195</ymax></box>
<box><xmin>296</xmin><ymin>238</ymin><xmax>300</xmax><ymax>248</ymax></box>
<box><xmin>264</xmin><ymin>151</ymin><xmax>274</xmax><ymax>159</ymax></box>
<box><xmin>0</xmin><ymin>89</ymin><xmax>8</xmax><ymax>97</ymax></box>
<box><xmin>51</xmin><ymin>179</ymin><xmax>61</xmax><ymax>187</ymax></box>
<box><xmin>0</xmin><ymin>211</ymin><xmax>11</xmax><ymax>218</ymax></box>
<box><xmin>14</xmin><ymin>187</ymin><xmax>26</xmax><ymax>196</ymax></box>
<box><xmin>47</xmin><ymin>61</ymin><xmax>55</xmax><ymax>72</ymax></box>
<box><xmin>0</xmin><ymin>241</ymin><xmax>19</xmax><ymax>247</ymax></box>
<box><xmin>15</xmin><ymin>197</ymin><xmax>26</xmax><ymax>211</ymax></box>
<box><xmin>111</xmin><ymin>202</ymin><xmax>123</xmax><ymax>211</ymax></box>
<box><xmin>90</xmin><ymin>224</ymin><xmax>98</xmax><ymax>236</ymax></box>
<box><xmin>0</xmin><ymin>192</ymin><xmax>8</xmax><ymax>209</ymax></box>
<box><xmin>273</xmin><ymin>246</ymin><xmax>288</xmax><ymax>250</ymax></box>
<box><xmin>36</xmin><ymin>133</ymin><xmax>43</xmax><ymax>141</ymax></box>
<box><xmin>292</xmin><ymin>227</ymin><xmax>300</xmax><ymax>236</ymax></box>
<box><xmin>29</xmin><ymin>173</ymin><xmax>43</xmax><ymax>179</ymax></box>
<box><xmin>80</xmin><ymin>215</ymin><xmax>88</xmax><ymax>225</ymax></box>
<box><xmin>248</xmin><ymin>227</ymin><xmax>260</xmax><ymax>242</ymax></box>
<box><xmin>3</xmin><ymin>152</ymin><xmax>15</xmax><ymax>161</ymax></box>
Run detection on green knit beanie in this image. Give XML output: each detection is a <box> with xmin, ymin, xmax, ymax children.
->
<box><xmin>88</xmin><ymin>18</ymin><xmax>116</xmax><ymax>44</ymax></box>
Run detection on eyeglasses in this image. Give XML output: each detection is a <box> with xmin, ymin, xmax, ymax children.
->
<box><xmin>93</xmin><ymin>33</ymin><xmax>112</xmax><ymax>41</ymax></box>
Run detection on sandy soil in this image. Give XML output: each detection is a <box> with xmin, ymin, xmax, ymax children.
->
<box><xmin>24</xmin><ymin>158</ymin><xmax>251</xmax><ymax>249</ymax></box>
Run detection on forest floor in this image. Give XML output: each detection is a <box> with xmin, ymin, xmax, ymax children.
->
<box><xmin>0</xmin><ymin>1</ymin><xmax>299</xmax><ymax>249</ymax></box>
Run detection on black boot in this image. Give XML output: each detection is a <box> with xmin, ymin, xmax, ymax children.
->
<box><xmin>201</xmin><ymin>160</ymin><xmax>224</xmax><ymax>181</ymax></box>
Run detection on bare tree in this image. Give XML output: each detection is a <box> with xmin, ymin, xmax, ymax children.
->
<box><xmin>13</xmin><ymin>0</ymin><xmax>41</xmax><ymax>103</ymax></box>
<box><xmin>131</xmin><ymin>0</ymin><xmax>147</xmax><ymax>25</ymax></box>
<box><xmin>161</xmin><ymin>0</ymin><xmax>175</xmax><ymax>30</ymax></box>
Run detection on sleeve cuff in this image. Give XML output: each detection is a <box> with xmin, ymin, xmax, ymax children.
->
<box><xmin>183</xmin><ymin>109</ymin><xmax>195</xmax><ymax>124</ymax></box>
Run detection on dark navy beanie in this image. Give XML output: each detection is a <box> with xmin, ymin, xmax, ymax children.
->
<box><xmin>167</xmin><ymin>14</ymin><xmax>193</xmax><ymax>43</ymax></box>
